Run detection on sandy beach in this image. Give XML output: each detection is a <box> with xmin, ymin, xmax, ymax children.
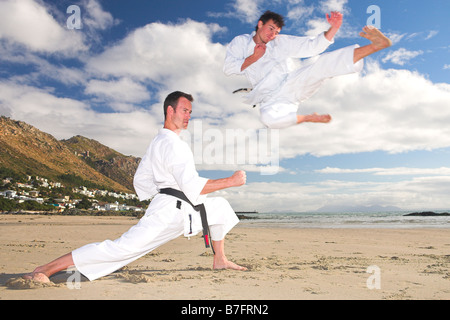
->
<box><xmin>0</xmin><ymin>214</ymin><xmax>448</xmax><ymax>300</ymax></box>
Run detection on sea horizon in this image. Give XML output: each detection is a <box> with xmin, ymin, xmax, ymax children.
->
<box><xmin>1</xmin><ymin>209</ymin><xmax>449</xmax><ymax>229</ymax></box>
<box><xmin>237</xmin><ymin>210</ymin><xmax>450</xmax><ymax>229</ymax></box>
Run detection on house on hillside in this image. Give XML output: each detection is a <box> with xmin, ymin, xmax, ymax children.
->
<box><xmin>2</xmin><ymin>190</ymin><xmax>17</xmax><ymax>199</ymax></box>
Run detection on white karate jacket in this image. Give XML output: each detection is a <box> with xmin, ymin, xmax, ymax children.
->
<box><xmin>134</xmin><ymin>128</ymin><xmax>208</xmax><ymax>205</ymax></box>
<box><xmin>133</xmin><ymin>128</ymin><xmax>210</xmax><ymax>237</ymax></box>
<box><xmin>223</xmin><ymin>31</ymin><xmax>333</xmax><ymax>105</ymax></box>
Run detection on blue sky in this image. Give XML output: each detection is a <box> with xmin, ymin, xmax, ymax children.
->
<box><xmin>1</xmin><ymin>0</ymin><xmax>449</xmax><ymax>212</ymax></box>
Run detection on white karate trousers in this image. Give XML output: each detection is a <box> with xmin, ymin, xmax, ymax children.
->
<box><xmin>72</xmin><ymin>194</ymin><xmax>239</xmax><ymax>281</ymax></box>
<box><xmin>259</xmin><ymin>44</ymin><xmax>364</xmax><ymax>129</ymax></box>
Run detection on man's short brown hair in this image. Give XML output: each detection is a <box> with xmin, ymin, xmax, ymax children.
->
<box><xmin>255</xmin><ymin>10</ymin><xmax>285</xmax><ymax>32</ymax></box>
<box><xmin>163</xmin><ymin>91</ymin><xmax>194</xmax><ymax>119</ymax></box>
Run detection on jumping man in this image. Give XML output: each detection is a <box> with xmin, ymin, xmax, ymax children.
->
<box><xmin>224</xmin><ymin>11</ymin><xmax>391</xmax><ymax>129</ymax></box>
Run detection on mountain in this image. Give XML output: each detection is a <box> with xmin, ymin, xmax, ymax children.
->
<box><xmin>0</xmin><ymin>116</ymin><xmax>138</xmax><ymax>193</ymax></box>
<box><xmin>62</xmin><ymin>135</ymin><xmax>140</xmax><ymax>191</ymax></box>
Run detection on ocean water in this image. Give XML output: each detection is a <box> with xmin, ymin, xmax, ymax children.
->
<box><xmin>237</xmin><ymin>211</ymin><xmax>450</xmax><ymax>229</ymax></box>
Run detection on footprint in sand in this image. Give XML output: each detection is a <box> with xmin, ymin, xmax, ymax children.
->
<box><xmin>6</xmin><ymin>277</ymin><xmax>61</xmax><ymax>289</ymax></box>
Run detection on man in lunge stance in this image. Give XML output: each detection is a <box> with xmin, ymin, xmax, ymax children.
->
<box><xmin>224</xmin><ymin>11</ymin><xmax>392</xmax><ymax>129</ymax></box>
<box><xmin>24</xmin><ymin>91</ymin><xmax>247</xmax><ymax>283</ymax></box>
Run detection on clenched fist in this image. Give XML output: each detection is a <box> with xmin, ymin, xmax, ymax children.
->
<box><xmin>253</xmin><ymin>43</ymin><xmax>266</xmax><ymax>60</ymax></box>
<box><xmin>231</xmin><ymin>170</ymin><xmax>246</xmax><ymax>187</ymax></box>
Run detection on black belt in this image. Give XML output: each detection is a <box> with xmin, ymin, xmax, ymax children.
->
<box><xmin>159</xmin><ymin>188</ymin><xmax>214</xmax><ymax>254</ymax></box>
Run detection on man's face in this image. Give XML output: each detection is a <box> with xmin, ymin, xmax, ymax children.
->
<box><xmin>171</xmin><ymin>97</ymin><xmax>192</xmax><ymax>131</ymax></box>
<box><xmin>255</xmin><ymin>19</ymin><xmax>281</xmax><ymax>43</ymax></box>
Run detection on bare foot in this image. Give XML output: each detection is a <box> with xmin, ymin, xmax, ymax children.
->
<box><xmin>299</xmin><ymin>113</ymin><xmax>332</xmax><ymax>124</ymax></box>
<box><xmin>23</xmin><ymin>272</ymin><xmax>51</xmax><ymax>283</ymax></box>
<box><xmin>213</xmin><ymin>258</ymin><xmax>247</xmax><ymax>271</ymax></box>
<box><xmin>359</xmin><ymin>26</ymin><xmax>392</xmax><ymax>50</ymax></box>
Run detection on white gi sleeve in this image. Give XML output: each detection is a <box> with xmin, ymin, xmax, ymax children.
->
<box><xmin>223</xmin><ymin>35</ymin><xmax>248</xmax><ymax>76</ymax></box>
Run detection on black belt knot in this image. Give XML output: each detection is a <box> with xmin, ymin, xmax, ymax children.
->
<box><xmin>159</xmin><ymin>188</ymin><xmax>214</xmax><ymax>254</ymax></box>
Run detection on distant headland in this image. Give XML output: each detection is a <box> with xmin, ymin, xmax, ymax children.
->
<box><xmin>404</xmin><ymin>211</ymin><xmax>450</xmax><ymax>216</ymax></box>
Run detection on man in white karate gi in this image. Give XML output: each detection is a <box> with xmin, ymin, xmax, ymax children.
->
<box><xmin>224</xmin><ymin>10</ymin><xmax>392</xmax><ymax>129</ymax></box>
<box><xmin>24</xmin><ymin>91</ymin><xmax>247</xmax><ymax>283</ymax></box>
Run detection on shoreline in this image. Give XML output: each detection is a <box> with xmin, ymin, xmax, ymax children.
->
<box><xmin>1</xmin><ymin>214</ymin><xmax>449</xmax><ymax>300</ymax></box>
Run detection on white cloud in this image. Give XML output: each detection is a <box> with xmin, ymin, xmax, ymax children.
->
<box><xmin>0</xmin><ymin>0</ymin><xmax>118</xmax><ymax>56</ymax></box>
<box><xmin>85</xmin><ymin>18</ymin><xmax>248</xmax><ymax>120</ymax></box>
<box><xmin>208</xmin><ymin>0</ymin><xmax>263</xmax><ymax>24</ymax></box>
<box><xmin>304</xmin><ymin>18</ymin><xmax>330</xmax><ymax>37</ymax></box>
<box><xmin>425</xmin><ymin>30</ymin><xmax>438</xmax><ymax>40</ymax></box>
<box><xmin>317</xmin><ymin>167</ymin><xmax>450</xmax><ymax>176</ymax></box>
<box><xmin>214</xmin><ymin>177</ymin><xmax>445</xmax><ymax>211</ymax></box>
<box><xmin>0</xmin><ymin>42</ymin><xmax>86</xmax><ymax>86</ymax></box>
<box><xmin>220</xmin><ymin>174</ymin><xmax>450</xmax><ymax>212</ymax></box>
<box><xmin>299</xmin><ymin>0</ymin><xmax>355</xmax><ymax>39</ymax></box>
<box><xmin>0</xmin><ymin>16</ymin><xmax>251</xmax><ymax>158</ymax></box>
<box><xmin>2</xmin><ymin>14</ymin><xmax>450</xmax><ymax>163</ymax></box>
<box><xmin>274</xmin><ymin>61</ymin><xmax>450</xmax><ymax>158</ymax></box>
<box><xmin>0</xmin><ymin>0</ymin><xmax>86</xmax><ymax>54</ymax></box>
<box><xmin>1</xmin><ymin>1</ymin><xmax>449</xmax><ymax>162</ymax></box>
<box><xmin>78</xmin><ymin>0</ymin><xmax>121</xmax><ymax>45</ymax></box>
<box><xmin>286</xmin><ymin>3</ymin><xmax>314</xmax><ymax>22</ymax></box>
<box><xmin>85</xmin><ymin>77</ymin><xmax>151</xmax><ymax>110</ymax></box>
<box><xmin>232</xmin><ymin>0</ymin><xmax>263</xmax><ymax>24</ymax></box>
<box><xmin>86</xmin><ymin>20</ymin><xmax>226</xmax><ymax>81</ymax></box>
<box><xmin>318</xmin><ymin>0</ymin><xmax>348</xmax><ymax>14</ymax></box>
<box><xmin>0</xmin><ymin>81</ymin><xmax>91</xmax><ymax>131</ymax></box>
<box><xmin>0</xmin><ymin>80</ymin><xmax>159</xmax><ymax>156</ymax></box>
<box><xmin>81</xmin><ymin>0</ymin><xmax>118</xmax><ymax>31</ymax></box>
<box><xmin>385</xmin><ymin>32</ymin><xmax>407</xmax><ymax>45</ymax></box>
<box><xmin>382</xmin><ymin>48</ymin><xmax>424</xmax><ymax>66</ymax></box>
